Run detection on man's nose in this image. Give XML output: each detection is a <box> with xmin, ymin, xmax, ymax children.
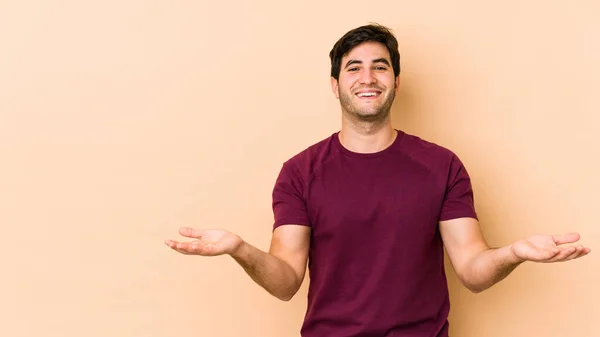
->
<box><xmin>359</xmin><ymin>68</ymin><xmax>377</xmax><ymax>84</ymax></box>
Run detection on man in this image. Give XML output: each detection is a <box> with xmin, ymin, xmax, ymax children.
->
<box><xmin>165</xmin><ymin>24</ymin><xmax>590</xmax><ymax>336</ymax></box>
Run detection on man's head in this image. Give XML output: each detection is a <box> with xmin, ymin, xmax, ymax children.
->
<box><xmin>329</xmin><ymin>24</ymin><xmax>401</xmax><ymax>123</ymax></box>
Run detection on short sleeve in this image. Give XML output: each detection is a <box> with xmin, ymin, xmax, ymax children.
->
<box><xmin>272</xmin><ymin>163</ymin><xmax>311</xmax><ymax>230</ymax></box>
<box><xmin>439</xmin><ymin>155</ymin><xmax>478</xmax><ymax>221</ymax></box>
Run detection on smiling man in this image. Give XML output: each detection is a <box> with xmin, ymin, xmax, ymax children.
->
<box><xmin>333</xmin><ymin>41</ymin><xmax>397</xmax><ymax>125</ymax></box>
<box><xmin>166</xmin><ymin>24</ymin><xmax>591</xmax><ymax>337</ymax></box>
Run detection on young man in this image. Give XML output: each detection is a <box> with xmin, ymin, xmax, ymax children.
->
<box><xmin>165</xmin><ymin>24</ymin><xmax>590</xmax><ymax>337</ymax></box>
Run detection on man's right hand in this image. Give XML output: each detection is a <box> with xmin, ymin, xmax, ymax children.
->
<box><xmin>165</xmin><ymin>227</ymin><xmax>244</xmax><ymax>257</ymax></box>
<box><xmin>165</xmin><ymin>224</ymin><xmax>311</xmax><ymax>301</ymax></box>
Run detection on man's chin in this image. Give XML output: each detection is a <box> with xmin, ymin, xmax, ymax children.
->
<box><xmin>354</xmin><ymin>110</ymin><xmax>389</xmax><ymax>122</ymax></box>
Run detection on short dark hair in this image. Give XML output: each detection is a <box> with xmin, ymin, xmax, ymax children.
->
<box><xmin>329</xmin><ymin>23</ymin><xmax>401</xmax><ymax>80</ymax></box>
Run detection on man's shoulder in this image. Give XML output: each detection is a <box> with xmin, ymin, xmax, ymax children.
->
<box><xmin>396</xmin><ymin>131</ymin><xmax>466</xmax><ymax>173</ymax></box>
<box><xmin>280</xmin><ymin>132</ymin><xmax>340</xmax><ymax>177</ymax></box>
<box><xmin>399</xmin><ymin>131</ymin><xmax>458</xmax><ymax>160</ymax></box>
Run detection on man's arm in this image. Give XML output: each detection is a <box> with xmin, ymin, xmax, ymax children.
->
<box><xmin>231</xmin><ymin>225</ymin><xmax>310</xmax><ymax>301</ymax></box>
<box><xmin>439</xmin><ymin>217</ymin><xmax>590</xmax><ymax>293</ymax></box>
<box><xmin>165</xmin><ymin>224</ymin><xmax>311</xmax><ymax>301</ymax></box>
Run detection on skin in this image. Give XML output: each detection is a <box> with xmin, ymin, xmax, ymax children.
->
<box><xmin>165</xmin><ymin>41</ymin><xmax>591</xmax><ymax>300</ymax></box>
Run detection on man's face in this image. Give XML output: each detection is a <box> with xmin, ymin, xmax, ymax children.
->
<box><xmin>331</xmin><ymin>41</ymin><xmax>399</xmax><ymax>122</ymax></box>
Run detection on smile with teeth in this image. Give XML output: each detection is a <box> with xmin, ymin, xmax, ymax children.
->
<box><xmin>356</xmin><ymin>91</ymin><xmax>381</xmax><ymax>98</ymax></box>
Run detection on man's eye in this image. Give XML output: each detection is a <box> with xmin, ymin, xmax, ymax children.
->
<box><xmin>375</xmin><ymin>66</ymin><xmax>387</xmax><ymax>70</ymax></box>
<box><xmin>348</xmin><ymin>67</ymin><xmax>359</xmax><ymax>72</ymax></box>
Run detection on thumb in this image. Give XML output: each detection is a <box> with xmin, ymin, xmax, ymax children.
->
<box><xmin>179</xmin><ymin>227</ymin><xmax>204</xmax><ymax>239</ymax></box>
<box><xmin>552</xmin><ymin>233</ymin><xmax>580</xmax><ymax>245</ymax></box>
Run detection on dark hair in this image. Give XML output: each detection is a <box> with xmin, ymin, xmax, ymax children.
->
<box><xmin>329</xmin><ymin>23</ymin><xmax>401</xmax><ymax>80</ymax></box>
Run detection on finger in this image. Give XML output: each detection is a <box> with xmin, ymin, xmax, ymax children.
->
<box><xmin>547</xmin><ymin>246</ymin><xmax>578</xmax><ymax>262</ymax></box>
<box><xmin>179</xmin><ymin>227</ymin><xmax>205</xmax><ymax>239</ymax></box>
<box><xmin>552</xmin><ymin>233</ymin><xmax>580</xmax><ymax>245</ymax></box>
<box><xmin>165</xmin><ymin>239</ymin><xmax>192</xmax><ymax>252</ymax></box>
<box><xmin>166</xmin><ymin>240</ymin><xmax>215</xmax><ymax>256</ymax></box>
<box><xmin>564</xmin><ymin>245</ymin><xmax>584</xmax><ymax>261</ymax></box>
<box><xmin>530</xmin><ymin>247</ymin><xmax>560</xmax><ymax>261</ymax></box>
<box><xmin>167</xmin><ymin>241</ymin><xmax>198</xmax><ymax>254</ymax></box>
<box><xmin>570</xmin><ymin>245</ymin><xmax>592</xmax><ymax>261</ymax></box>
<box><xmin>164</xmin><ymin>239</ymin><xmax>178</xmax><ymax>248</ymax></box>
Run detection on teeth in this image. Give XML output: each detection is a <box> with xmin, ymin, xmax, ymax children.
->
<box><xmin>357</xmin><ymin>92</ymin><xmax>377</xmax><ymax>97</ymax></box>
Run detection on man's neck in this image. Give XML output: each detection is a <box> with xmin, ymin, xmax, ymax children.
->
<box><xmin>338</xmin><ymin>118</ymin><xmax>397</xmax><ymax>154</ymax></box>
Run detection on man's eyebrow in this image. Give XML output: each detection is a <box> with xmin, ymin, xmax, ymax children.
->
<box><xmin>344</xmin><ymin>59</ymin><xmax>362</xmax><ymax>68</ymax></box>
<box><xmin>372</xmin><ymin>58</ymin><xmax>391</xmax><ymax>66</ymax></box>
<box><xmin>344</xmin><ymin>58</ymin><xmax>391</xmax><ymax>68</ymax></box>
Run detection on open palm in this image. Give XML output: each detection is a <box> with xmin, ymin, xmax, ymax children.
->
<box><xmin>511</xmin><ymin>233</ymin><xmax>590</xmax><ymax>263</ymax></box>
<box><xmin>165</xmin><ymin>227</ymin><xmax>242</xmax><ymax>256</ymax></box>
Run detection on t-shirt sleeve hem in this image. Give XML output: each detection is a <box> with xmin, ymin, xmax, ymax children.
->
<box><xmin>439</xmin><ymin>211</ymin><xmax>478</xmax><ymax>222</ymax></box>
<box><xmin>273</xmin><ymin>218</ymin><xmax>311</xmax><ymax>230</ymax></box>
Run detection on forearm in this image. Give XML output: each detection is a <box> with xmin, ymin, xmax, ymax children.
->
<box><xmin>460</xmin><ymin>244</ymin><xmax>525</xmax><ymax>293</ymax></box>
<box><xmin>230</xmin><ymin>241</ymin><xmax>301</xmax><ymax>301</ymax></box>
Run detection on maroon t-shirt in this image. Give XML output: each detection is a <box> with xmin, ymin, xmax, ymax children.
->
<box><xmin>272</xmin><ymin>129</ymin><xmax>478</xmax><ymax>337</ymax></box>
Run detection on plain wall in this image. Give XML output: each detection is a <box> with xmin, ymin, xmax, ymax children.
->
<box><xmin>1</xmin><ymin>1</ymin><xmax>598</xmax><ymax>336</ymax></box>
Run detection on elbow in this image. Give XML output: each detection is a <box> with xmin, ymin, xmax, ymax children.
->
<box><xmin>456</xmin><ymin>272</ymin><xmax>489</xmax><ymax>294</ymax></box>
<box><xmin>277</xmin><ymin>294</ymin><xmax>294</xmax><ymax>302</ymax></box>
<box><xmin>465</xmin><ymin>284</ymin><xmax>486</xmax><ymax>294</ymax></box>
<box><xmin>272</xmin><ymin>280</ymin><xmax>302</xmax><ymax>302</ymax></box>
<box><xmin>274</xmin><ymin>288</ymin><xmax>298</xmax><ymax>302</ymax></box>
<box><xmin>461</xmin><ymin>278</ymin><xmax>492</xmax><ymax>294</ymax></box>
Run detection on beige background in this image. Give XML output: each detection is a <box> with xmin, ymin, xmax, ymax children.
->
<box><xmin>1</xmin><ymin>0</ymin><xmax>598</xmax><ymax>336</ymax></box>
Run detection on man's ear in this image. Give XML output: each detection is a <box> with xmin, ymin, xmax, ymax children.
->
<box><xmin>330</xmin><ymin>76</ymin><xmax>340</xmax><ymax>99</ymax></box>
<box><xmin>395</xmin><ymin>76</ymin><xmax>400</xmax><ymax>93</ymax></box>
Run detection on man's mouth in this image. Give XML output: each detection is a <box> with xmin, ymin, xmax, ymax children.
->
<box><xmin>355</xmin><ymin>90</ymin><xmax>382</xmax><ymax>99</ymax></box>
